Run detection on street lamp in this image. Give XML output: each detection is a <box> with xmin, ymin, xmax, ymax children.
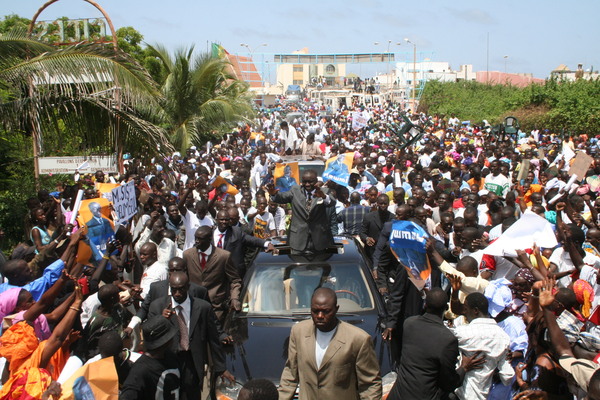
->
<box><xmin>503</xmin><ymin>55</ymin><xmax>509</xmax><ymax>74</ymax></box>
<box><xmin>240</xmin><ymin>43</ymin><xmax>267</xmax><ymax>85</ymax></box>
<box><xmin>374</xmin><ymin>40</ymin><xmax>401</xmax><ymax>91</ymax></box>
<box><xmin>404</xmin><ymin>38</ymin><xmax>417</xmax><ymax>112</ymax></box>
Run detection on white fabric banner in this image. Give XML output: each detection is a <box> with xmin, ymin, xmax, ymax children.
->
<box><xmin>484</xmin><ymin>211</ymin><xmax>557</xmax><ymax>257</ymax></box>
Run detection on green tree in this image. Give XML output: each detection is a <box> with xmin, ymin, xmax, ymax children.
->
<box><xmin>0</xmin><ymin>28</ymin><xmax>172</xmax><ymax>160</ymax></box>
<box><xmin>149</xmin><ymin>45</ymin><xmax>255</xmax><ymax>152</ymax></box>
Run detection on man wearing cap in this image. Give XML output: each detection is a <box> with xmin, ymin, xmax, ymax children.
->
<box><xmin>121</xmin><ymin>316</ymin><xmax>181</xmax><ymax>400</ymax></box>
<box><xmin>148</xmin><ymin>272</ymin><xmax>233</xmax><ymax>400</ymax></box>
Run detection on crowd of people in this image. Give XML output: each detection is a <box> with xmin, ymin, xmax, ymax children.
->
<box><xmin>0</xmin><ymin>96</ymin><xmax>600</xmax><ymax>400</ymax></box>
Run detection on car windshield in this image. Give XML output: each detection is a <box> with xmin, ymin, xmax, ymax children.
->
<box><xmin>242</xmin><ymin>263</ymin><xmax>375</xmax><ymax>314</ymax></box>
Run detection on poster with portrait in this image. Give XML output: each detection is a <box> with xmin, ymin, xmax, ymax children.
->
<box><xmin>389</xmin><ymin>220</ymin><xmax>431</xmax><ymax>290</ymax></box>
<box><xmin>77</xmin><ymin>198</ymin><xmax>115</xmax><ymax>264</ymax></box>
<box><xmin>323</xmin><ymin>152</ymin><xmax>354</xmax><ymax>187</ymax></box>
<box><xmin>273</xmin><ymin>162</ymin><xmax>299</xmax><ymax>192</ymax></box>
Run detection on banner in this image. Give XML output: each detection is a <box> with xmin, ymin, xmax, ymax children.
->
<box><xmin>483</xmin><ymin>211</ymin><xmax>557</xmax><ymax>257</ymax></box>
<box><xmin>389</xmin><ymin>220</ymin><xmax>431</xmax><ymax>290</ymax></box>
<box><xmin>323</xmin><ymin>152</ymin><xmax>354</xmax><ymax>187</ymax></box>
<box><xmin>351</xmin><ymin>110</ymin><xmax>370</xmax><ymax>131</ymax></box>
<box><xmin>111</xmin><ymin>181</ymin><xmax>137</xmax><ymax>224</ymax></box>
<box><xmin>38</xmin><ymin>155</ymin><xmax>117</xmax><ymax>175</ymax></box>
<box><xmin>274</xmin><ymin>162</ymin><xmax>299</xmax><ymax>192</ymax></box>
<box><xmin>77</xmin><ymin>198</ymin><xmax>115</xmax><ymax>263</ymax></box>
<box><xmin>59</xmin><ymin>356</ymin><xmax>119</xmax><ymax>400</ymax></box>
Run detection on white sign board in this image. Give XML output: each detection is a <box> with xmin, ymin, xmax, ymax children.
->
<box><xmin>38</xmin><ymin>155</ymin><xmax>117</xmax><ymax>175</ymax></box>
<box><xmin>111</xmin><ymin>181</ymin><xmax>137</xmax><ymax>224</ymax></box>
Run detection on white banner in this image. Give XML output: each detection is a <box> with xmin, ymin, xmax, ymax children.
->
<box><xmin>38</xmin><ymin>155</ymin><xmax>117</xmax><ymax>175</ymax></box>
<box><xmin>351</xmin><ymin>111</ymin><xmax>370</xmax><ymax>131</ymax></box>
<box><xmin>484</xmin><ymin>211</ymin><xmax>557</xmax><ymax>257</ymax></box>
<box><xmin>111</xmin><ymin>181</ymin><xmax>137</xmax><ymax>224</ymax></box>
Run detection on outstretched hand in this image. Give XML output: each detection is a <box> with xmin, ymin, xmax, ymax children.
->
<box><xmin>538</xmin><ymin>278</ymin><xmax>556</xmax><ymax>309</ymax></box>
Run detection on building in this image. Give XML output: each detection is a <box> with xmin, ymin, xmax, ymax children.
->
<box><xmin>275</xmin><ymin>48</ymin><xmax>347</xmax><ymax>90</ymax></box>
<box><xmin>475</xmin><ymin>71</ymin><xmax>544</xmax><ymax>87</ymax></box>
<box><xmin>550</xmin><ymin>64</ymin><xmax>600</xmax><ymax>81</ymax></box>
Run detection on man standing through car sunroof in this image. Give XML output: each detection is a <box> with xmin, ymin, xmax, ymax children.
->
<box><xmin>267</xmin><ymin>169</ymin><xmax>335</xmax><ymax>254</ymax></box>
<box><xmin>278</xmin><ymin>288</ymin><xmax>382</xmax><ymax>400</ymax></box>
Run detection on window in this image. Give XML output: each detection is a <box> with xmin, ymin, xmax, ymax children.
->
<box><xmin>293</xmin><ymin>79</ymin><xmax>303</xmax><ymax>85</ymax></box>
<box><xmin>293</xmin><ymin>65</ymin><xmax>303</xmax><ymax>72</ymax></box>
<box><xmin>325</xmin><ymin>64</ymin><xmax>335</xmax><ymax>73</ymax></box>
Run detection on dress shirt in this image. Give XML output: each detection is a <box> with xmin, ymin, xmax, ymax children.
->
<box><xmin>452</xmin><ymin>318</ymin><xmax>514</xmax><ymax>400</ymax></box>
<box><xmin>197</xmin><ymin>245</ymin><xmax>213</xmax><ymax>268</ymax></box>
<box><xmin>171</xmin><ymin>295</ymin><xmax>191</xmax><ymax>334</ymax></box>
<box><xmin>338</xmin><ymin>204</ymin><xmax>370</xmax><ymax>235</ymax></box>
<box><xmin>213</xmin><ymin>229</ymin><xmax>227</xmax><ymax>248</ymax></box>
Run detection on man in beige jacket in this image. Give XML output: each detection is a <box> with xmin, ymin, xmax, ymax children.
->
<box><xmin>279</xmin><ymin>288</ymin><xmax>382</xmax><ymax>400</ymax></box>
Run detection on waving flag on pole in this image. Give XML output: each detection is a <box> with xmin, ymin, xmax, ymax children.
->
<box><xmin>389</xmin><ymin>220</ymin><xmax>431</xmax><ymax>290</ymax></box>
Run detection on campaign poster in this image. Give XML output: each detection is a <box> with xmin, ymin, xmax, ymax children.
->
<box><xmin>273</xmin><ymin>162</ymin><xmax>299</xmax><ymax>192</ymax></box>
<box><xmin>389</xmin><ymin>220</ymin><xmax>431</xmax><ymax>290</ymax></box>
<box><xmin>323</xmin><ymin>152</ymin><xmax>354</xmax><ymax>187</ymax></box>
<box><xmin>209</xmin><ymin>176</ymin><xmax>239</xmax><ymax>196</ymax></box>
<box><xmin>77</xmin><ymin>198</ymin><xmax>115</xmax><ymax>264</ymax></box>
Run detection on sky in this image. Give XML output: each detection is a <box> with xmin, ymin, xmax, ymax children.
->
<box><xmin>6</xmin><ymin>0</ymin><xmax>600</xmax><ymax>82</ymax></box>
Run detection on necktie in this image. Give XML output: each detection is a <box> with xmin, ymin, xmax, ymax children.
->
<box><xmin>217</xmin><ymin>234</ymin><xmax>224</xmax><ymax>248</ymax></box>
<box><xmin>306</xmin><ymin>190</ymin><xmax>312</xmax><ymax>210</ymax></box>
<box><xmin>175</xmin><ymin>305</ymin><xmax>189</xmax><ymax>351</ymax></box>
<box><xmin>200</xmin><ymin>252</ymin><xmax>207</xmax><ymax>270</ymax></box>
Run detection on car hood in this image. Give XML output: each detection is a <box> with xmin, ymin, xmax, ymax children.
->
<box><xmin>222</xmin><ymin>312</ymin><xmax>392</xmax><ymax>385</ymax></box>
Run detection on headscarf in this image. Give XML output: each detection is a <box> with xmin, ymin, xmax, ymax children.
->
<box><xmin>0</xmin><ymin>321</ymin><xmax>39</xmax><ymax>373</ymax></box>
<box><xmin>573</xmin><ymin>279</ymin><xmax>594</xmax><ymax>318</ymax></box>
<box><xmin>515</xmin><ymin>268</ymin><xmax>535</xmax><ymax>286</ymax></box>
<box><xmin>0</xmin><ymin>288</ymin><xmax>21</xmax><ymax>321</ymax></box>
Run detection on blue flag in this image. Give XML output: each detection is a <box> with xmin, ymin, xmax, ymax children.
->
<box><xmin>389</xmin><ymin>220</ymin><xmax>431</xmax><ymax>289</ymax></box>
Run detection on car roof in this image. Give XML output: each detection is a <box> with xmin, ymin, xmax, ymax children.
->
<box><xmin>253</xmin><ymin>235</ymin><xmax>368</xmax><ymax>265</ymax></box>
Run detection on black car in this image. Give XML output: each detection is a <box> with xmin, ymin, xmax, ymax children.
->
<box><xmin>216</xmin><ymin>236</ymin><xmax>396</xmax><ymax>399</ymax></box>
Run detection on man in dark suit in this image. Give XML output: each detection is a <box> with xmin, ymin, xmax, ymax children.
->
<box><xmin>183</xmin><ymin>226</ymin><xmax>242</xmax><ymax>322</ymax></box>
<box><xmin>386</xmin><ymin>288</ymin><xmax>484</xmax><ymax>400</ymax></box>
<box><xmin>267</xmin><ymin>169</ymin><xmax>335</xmax><ymax>254</ymax></box>
<box><xmin>213</xmin><ymin>210</ymin><xmax>273</xmax><ymax>277</ymax></box>
<box><xmin>123</xmin><ymin>257</ymin><xmax>209</xmax><ymax>337</ymax></box>
<box><xmin>148</xmin><ymin>272</ymin><xmax>234</xmax><ymax>400</ymax></box>
<box><xmin>360</xmin><ymin>194</ymin><xmax>394</xmax><ymax>262</ymax></box>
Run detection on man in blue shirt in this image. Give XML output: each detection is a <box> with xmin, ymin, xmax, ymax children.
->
<box><xmin>0</xmin><ymin>230</ymin><xmax>80</xmax><ymax>301</ymax></box>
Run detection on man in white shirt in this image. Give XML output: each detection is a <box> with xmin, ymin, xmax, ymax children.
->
<box><xmin>139</xmin><ymin>243</ymin><xmax>167</xmax><ymax>300</ymax></box>
<box><xmin>452</xmin><ymin>292</ymin><xmax>514</xmax><ymax>400</ymax></box>
<box><xmin>484</xmin><ymin>161</ymin><xmax>510</xmax><ymax>199</ymax></box>
<box><xmin>279</xmin><ymin>121</ymin><xmax>299</xmax><ymax>155</ymax></box>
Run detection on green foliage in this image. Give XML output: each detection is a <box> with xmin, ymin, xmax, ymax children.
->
<box><xmin>420</xmin><ymin>78</ymin><xmax>600</xmax><ymax>134</ymax></box>
<box><xmin>149</xmin><ymin>45</ymin><xmax>255</xmax><ymax>151</ymax></box>
<box><xmin>0</xmin><ymin>14</ymin><xmax>30</xmax><ymax>34</ymax></box>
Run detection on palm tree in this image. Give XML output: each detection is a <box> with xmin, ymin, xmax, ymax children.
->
<box><xmin>149</xmin><ymin>44</ymin><xmax>255</xmax><ymax>152</ymax></box>
<box><xmin>0</xmin><ymin>29</ymin><xmax>173</xmax><ymax>170</ymax></box>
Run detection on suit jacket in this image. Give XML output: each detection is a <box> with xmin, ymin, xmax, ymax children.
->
<box><xmin>391</xmin><ymin>313</ymin><xmax>462</xmax><ymax>400</ymax></box>
<box><xmin>85</xmin><ymin>216</ymin><xmax>114</xmax><ymax>246</ymax></box>
<box><xmin>279</xmin><ymin>319</ymin><xmax>382</xmax><ymax>400</ymax></box>
<box><xmin>215</xmin><ymin>225</ymin><xmax>266</xmax><ymax>277</ymax></box>
<box><xmin>136</xmin><ymin>280</ymin><xmax>209</xmax><ymax>321</ymax></box>
<box><xmin>148</xmin><ymin>295</ymin><xmax>225</xmax><ymax>380</ymax></box>
<box><xmin>272</xmin><ymin>185</ymin><xmax>335</xmax><ymax>252</ymax></box>
<box><xmin>182</xmin><ymin>246</ymin><xmax>241</xmax><ymax>315</ymax></box>
<box><xmin>360</xmin><ymin>211</ymin><xmax>394</xmax><ymax>261</ymax></box>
